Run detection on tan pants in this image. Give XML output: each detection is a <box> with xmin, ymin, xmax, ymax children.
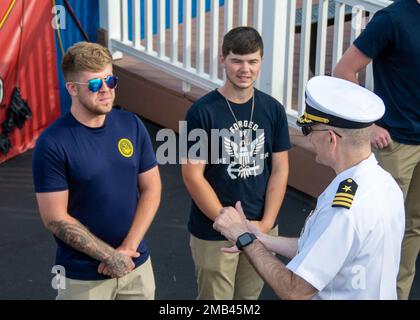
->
<box><xmin>375</xmin><ymin>141</ymin><xmax>420</xmax><ymax>300</ymax></box>
<box><xmin>190</xmin><ymin>226</ymin><xmax>278</xmax><ymax>300</ymax></box>
<box><xmin>56</xmin><ymin>257</ymin><xmax>155</xmax><ymax>300</ymax></box>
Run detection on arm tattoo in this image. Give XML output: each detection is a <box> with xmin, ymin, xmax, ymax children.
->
<box><xmin>48</xmin><ymin>220</ymin><xmax>114</xmax><ymax>262</ymax></box>
<box><xmin>49</xmin><ymin>220</ymin><xmax>133</xmax><ymax>277</ymax></box>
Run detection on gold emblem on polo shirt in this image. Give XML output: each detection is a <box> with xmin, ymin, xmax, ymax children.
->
<box><xmin>118</xmin><ymin>138</ymin><xmax>134</xmax><ymax>158</ymax></box>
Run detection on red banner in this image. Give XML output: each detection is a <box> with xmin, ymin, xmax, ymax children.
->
<box><xmin>0</xmin><ymin>0</ymin><xmax>60</xmax><ymax>163</ymax></box>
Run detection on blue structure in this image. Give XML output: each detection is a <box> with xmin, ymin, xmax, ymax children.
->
<box><xmin>127</xmin><ymin>0</ymin><xmax>225</xmax><ymax>40</ymax></box>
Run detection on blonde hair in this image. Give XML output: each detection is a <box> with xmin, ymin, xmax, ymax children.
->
<box><xmin>62</xmin><ymin>42</ymin><xmax>113</xmax><ymax>81</ymax></box>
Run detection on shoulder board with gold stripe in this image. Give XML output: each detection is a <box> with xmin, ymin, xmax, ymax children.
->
<box><xmin>332</xmin><ymin>178</ymin><xmax>358</xmax><ymax>209</ymax></box>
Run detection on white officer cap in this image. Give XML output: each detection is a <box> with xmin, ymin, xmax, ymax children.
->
<box><xmin>297</xmin><ymin>76</ymin><xmax>385</xmax><ymax>129</ymax></box>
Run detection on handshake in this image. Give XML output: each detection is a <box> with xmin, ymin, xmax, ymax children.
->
<box><xmin>213</xmin><ymin>201</ymin><xmax>266</xmax><ymax>253</ymax></box>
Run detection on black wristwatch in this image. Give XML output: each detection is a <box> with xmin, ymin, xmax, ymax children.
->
<box><xmin>236</xmin><ymin>232</ymin><xmax>257</xmax><ymax>251</ymax></box>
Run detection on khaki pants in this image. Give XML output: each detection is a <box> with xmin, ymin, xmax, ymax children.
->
<box><xmin>375</xmin><ymin>141</ymin><xmax>420</xmax><ymax>300</ymax></box>
<box><xmin>190</xmin><ymin>226</ymin><xmax>278</xmax><ymax>300</ymax></box>
<box><xmin>56</xmin><ymin>257</ymin><xmax>155</xmax><ymax>300</ymax></box>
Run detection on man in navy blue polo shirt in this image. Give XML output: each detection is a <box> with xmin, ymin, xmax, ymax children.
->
<box><xmin>333</xmin><ymin>0</ymin><xmax>420</xmax><ymax>299</ymax></box>
<box><xmin>32</xmin><ymin>42</ymin><xmax>161</xmax><ymax>299</ymax></box>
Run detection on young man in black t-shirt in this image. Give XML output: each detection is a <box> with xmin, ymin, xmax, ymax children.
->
<box><xmin>182</xmin><ymin>27</ymin><xmax>291</xmax><ymax>299</ymax></box>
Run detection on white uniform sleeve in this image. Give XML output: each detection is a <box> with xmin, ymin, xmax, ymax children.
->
<box><xmin>287</xmin><ymin>209</ymin><xmax>359</xmax><ymax>291</ymax></box>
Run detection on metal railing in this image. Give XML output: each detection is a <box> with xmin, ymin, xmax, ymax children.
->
<box><xmin>99</xmin><ymin>0</ymin><xmax>392</xmax><ymax>127</ymax></box>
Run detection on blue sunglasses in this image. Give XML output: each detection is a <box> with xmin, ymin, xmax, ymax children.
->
<box><xmin>73</xmin><ymin>75</ymin><xmax>118</xmax><ymax>93</ymax></box>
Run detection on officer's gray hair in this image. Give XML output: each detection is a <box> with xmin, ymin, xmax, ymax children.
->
<box><xmin>333</xmin><ymin>126</ymin><xmax>371</xmax><ymax>147</ymax></box>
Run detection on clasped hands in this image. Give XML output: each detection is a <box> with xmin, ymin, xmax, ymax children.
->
<box><xmin>97</xmin><ymin>246</ymin><xmax>140</xmax><ymax>278</ymax></box>
<box><xmin>213</xmin><ymin>201</ymin><xmax>265</xmax><ymax>253</ymax></box>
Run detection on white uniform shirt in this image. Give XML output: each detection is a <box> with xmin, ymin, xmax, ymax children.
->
<box><xmin>287</xmin><ymin>154</ymin><xmax>405</xmax><ymax>299</ymax></box>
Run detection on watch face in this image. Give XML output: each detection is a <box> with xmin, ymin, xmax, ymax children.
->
<box><xmin>239</xmin><ymin>233</ymin><xmax>253</xmax><ymax>244</ymax></box>
<box><xmin>237</xmin><ymin>232</ymin><xmax>256</xmax><ymax>250</ymax></box>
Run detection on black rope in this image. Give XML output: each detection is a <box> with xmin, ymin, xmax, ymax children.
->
<box><xmin>15</xmin><ymin>0</ymin><xmax>25</xmax><ymax>86</ymax></box>
<box><xmin>63</xmin><ymin>0</ymin><xmax>90</xmax><ymax>42</ymax></box>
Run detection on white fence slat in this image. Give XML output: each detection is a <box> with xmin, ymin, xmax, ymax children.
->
<box><xmin>365</xmin><ymin>62</ymin><xmax>374</xmax><ymax>90</ymax></box>
<box><xmin>183</xmin><ymin>0</ymin><xmax>192</xmax><ymax>69</ymax></box>
<box><xmin>196</xmin><ymin>0</ymin><xmax>206</xmax><ymax>75</ymax></box>
<box><xmin>260</xmin><ymin>0</ymin><xmax>288</xmax><ymax>104</ymax></box>
<box><xmin>132</xmin><ymin>0</ymin><xmax>141</xmax><ymax>48</ymax></box>
<box><xmin>253</xmin><ymin>0</ymin><xmax>263</xmax><ymax>34</ymax></box>
<box><xmin>332</xmin><ymin>2</ymin><xmax>345</xmax><ymax>69</ymax></box>
<box><xmin>171</xmin><ymin>0</ymin><xmax>179</xmax><ymax>63</ymax></box>
<box><xmin>365</xmin><ymin>14</ymin><xmax>375</xmax><ymax>90</ymax></box>
<box><xmin>350</xmin><ymin>5</ymin><xmax>363</xmax><ymax>43</ymax></box>
<box><xmin>145</xmin><ymin>0</ymin><xmax>153</xmax><ymax>53</ymax></box>
<box><xmin>253</xmin><ymin>0</ymin><xmax>263</xmax><ymax>89</ymax></box>
<box><xmin>224</xmin><ymin>0</ymin><xmax>234</xmax><ymax>33</ymax></box>
<box><xmin>297</xmin><ymin>0</ymin><xmax>313</xmax><ymax>114</ymax></box>
<box><xmin>315</xmin><ymin>0</ymin><xmax>329</xmax><ymax>75</ymax></box>
<box><xmin>210</xmin><ymin>0</ymin><xmax>219</xmax><ymax>80</ymax></box>
<box><xmin>121</xmin><ymin>0</ymin><xmax>129</xmax><ymax>42</ymax></box>
<box><xmin>239</xmin><ymin>0</ymin><xmax>248</xmax><ymax>26</ymax></box>
<box><xmin>99</xmin><ymin>0</ymin><xmax>122</xmax><ymax>44</ymax></box>
<box><xmin>284</xmin><ymin>0</ymin><xmax>296</xmax><ymax>111</ymax></box>
<box><xmin>158</xmin><ymin>0</ymin><xmax>166</xmax><ymax>57</ymax></box>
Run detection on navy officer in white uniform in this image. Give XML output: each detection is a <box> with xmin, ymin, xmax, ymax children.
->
<box><xmin>213</xmin><ymin>76</ymin><xmax>405</xmax><ymax>299</ymax></box>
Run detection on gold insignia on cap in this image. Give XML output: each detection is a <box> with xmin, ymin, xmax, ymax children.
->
<box><xmin>332</xmin><ymin>178</ymin><xmax>358</xmax><ymax>209</ymax></box>
<box><xmin>304</xmin><ymin>112</ymin><xmax>330</xmax><ymax>124</ymax></box>
<box><xmin>297</xmin><ymin>112</ymin><xmax>331</xmax><ymax>126</ymax></box>
<box><xmin>297</xmin><ymin>115</ymin><xmax>314</xmax><ymax>125</ymax></box>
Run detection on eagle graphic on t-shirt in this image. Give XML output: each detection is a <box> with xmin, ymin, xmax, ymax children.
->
<box><xmin>223</xmin><ymin>132</ymin><xmax>265</xmax><ymax>179</ymax></box>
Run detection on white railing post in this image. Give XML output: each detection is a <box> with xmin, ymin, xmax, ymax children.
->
<box><xmin>145</xmin><ymin>0</ymin><xmax>153</xmax><ymax>53</ymax></box>
<box><xmin>183</xmin><ymin>0</ymin><xmax>192</xmax><ymax>69</ymax></box>
<box><xmin>223</xmin><ymin>0</ymin><xmax>234</xmax><ymax>82</ymax></box>
<box><xmin>196</xmin><ymin>0</ymin><xmax>206</xmax><ymax>75</ymax></box>
<box><xmin>121</xmin><ymin>0</ymin><xmax>129</xmax><ymax>43</ymax></box>
<box><xmin>297</xmin><ymin>0</ymin><xmax>313</xmax><ymax>114</ymax></box>
<box><xmin>315</xmin><ymin>0</ymin><xmax>329</xmax><ymax>76</ymax></box>
<box><xmin>224</xmin><ymin>0</ymin><xmax>234</xmax><ymax>33</ymax></box>
<box><xmin>284</xmin><ymin>0</ymin><xmax>296</xmax><ymax>111</ymax></box>
<box><xmin>260</xmin><ymin>0</ymin><xmax>288</xmax><ymax>104</ymax></box>
<box><xmin>253</xmin><ymin>0</ymin><xmax>263</xmax><ymax>34</ymax></box>
<box><xmin>158</xmin><ymin>0</ymin><xmax>166</xmax><ymax>58</ymax></box>
<box><xmin>364</xmin><ymin>14</ymin><xmax>375</xmax><ymax>90</ymax></box>
<box><xmin>99</xmin><ymin>0</ymin><xmax>121</xmax><ymax>46</ymax></box>
<box><xmin>332</xmin><ymin>1</ymin><xmax>345</xmax><ymax>70</ymax></box>
<box><xmin>183</xmin><ymin>0</ymin><xmax>192</xmax><ymax>92</ymax></box>
<box><xmin>171</xmin><ymin>0</ymin><xmax>179</xmax><ymax>63</ymax></box>
<box><xmin>210</xmin><ymin>0</ymin><xmax>219</xmax><ymax>81</ymax></box>
<box><xmin>350</xmin><ymin>5</ymin><xmax>363</xmax><ymax>43</ymax></box>
<box><xmin>239</xmin><ymin>0</ymin><xmax>248</xmax><ymax>26</ymax></box>
<box><xmin>132</xmin><ymin>0</ymin><xmax>141</xmax><ymax>49</ymax></box>
<box><xmin>253</xmin><ymin>0</ymin><xmax>264</xmax><ymax>89</ymax></box>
